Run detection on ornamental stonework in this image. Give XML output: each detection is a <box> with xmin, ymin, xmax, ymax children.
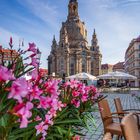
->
<box><xmin>48</xmin><ymin>0</ymin><xmax>102</xmax><ymax>77</ymax></box>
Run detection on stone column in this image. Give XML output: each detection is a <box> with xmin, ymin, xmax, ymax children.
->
<box><xmin>55</xmin><ymin>55</ymin><xmax>57</xmax><ymax>75</ymax></box>
<box><xmin>88</xmin><ymin>57</ymin><xmax>91</xmax><ymax>74</ymax></box>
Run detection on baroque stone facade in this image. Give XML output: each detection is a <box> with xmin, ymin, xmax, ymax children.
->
<box><xmin>48</xmin><ymin>0</ymin><xmax>102</xmax><ymax>77</ymax></box>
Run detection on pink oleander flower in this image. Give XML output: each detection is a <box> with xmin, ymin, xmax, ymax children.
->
<box><xmin>89</xmin><ymin>85</ymin><xmax>97</xmax><ymax>93</ymax></box>
<box><xmin>81</xmin><ymin>94</ymin><xmax>88</xmax><ymax>102</ymax></box>
<box><xmin>28</xmin><ymin>43</ymin><xmax>37</xmax><ymax>53</ymax></box>
<box><xmin>9</xmin><ymin>37</ymin><xmax>13</xmax><ymax>47</ymax></box>
<box><xmin>48</xmin><ymin>108</ymin><xmax>57</xmax><ymax>117</ymax></box>
<box><xmin>12</xmin><ymin>103</ymin><xmax>25</xmax><ymax>113</ymax></box>
<box><xmin>31</xmin><ymin>69</ymin><xmax>38</xmax><ymax>80</ymax></box>
<box><xmin>63</xmin><ymin>81</ymin><xmax>70</xmax><ymax>87</ymax></box>
<box><xmin>31</xmin><ymin>57</ymin><xmax>39</xmax><ymax>67</ymax></box>
<box><xmin>64</xmin><ymin>79</ymin><xmax>80</xmax><ymax>89</ymax></box>
<box><xmin>38</xmin><ymin>96</ymin><xmax>50</xmax><ymax>109</ymax></box>
<box><xmin>0</xmin><ymin>65</ymin><xmax>15</xmax><ymax>81</ymax></box>
<box><xmin>92</xmin><ymin>92</ymin><xmax>100</xmax><ymax>99</ymax></box>
<box><xmin>72</xmin><ymin>91</ymin><xmax>80</xmax><ymax>97</ymax></box>
<box><xmin>14</xmin><ymin>102</ymin><xmax>33</xmax><ymax>128</ymax></box>
<box><xmin>29</xmin><ymin>53</ymin><xmax>37</xmax><ymax>58</ymax></box>
<box><xmin>8</xmin><ymin>78</ymin><xmax>30</xmax><ymax>103</ymax></box>
<box><xmin>69</xmin><ymin>79</ymin><xmax>80</xmax><ymax>89</ymax></box>
<box><xmin>35</xmin><ymin>116</ymin><xmax>42</xmax><ymax>121</ymax></box>
<box><xmin>57</xmin><ymin>101</ymin><xmax>65</xmax><ymax>111</ymax></box>
<box><xmin>72</xmin><ymin>136</ymin><xmax>80</xmax><ymax>140</ymax></box>
<box><xmin>45</xmin><ymin>114</ymin><xmax>53</xmax><ymax>125</ymax></box>
<box><xmin>45</xmin><ymin>80</ymin><xmax>60</xmax><ymax>97</ymax></box>
<box><xmin>35</xmin><ymin>121</ymin><xmax>48</xmax><ymax>137</ymax></box>
<box><xmin>71</xmin><ymin>99</ymin><xmax>80</xmax><ymax>108</ymax></box>
<box><xmin>51</xmin><ymin>98</ymin><xmax>59</xmax><ymax>110</ymax></box>
<box><xmin>84</xmin><ymin>86</ymin><xmax>90</xmax><ymax>93</ymax></box>
<box><xmin>10</xmin><ymin>37</ymin><xmax>13</xmax><ymax>45</ymax></box>
<box><xmin>30</xmin><ymin>85</ymin><xmax>42</xmax><ymax>101</ymax></box>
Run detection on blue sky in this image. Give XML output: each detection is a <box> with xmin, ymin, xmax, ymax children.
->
<box><xmin>0</xmin><ymin>0</ymin><xmax>140</xmax><ymax>68</ymax></box>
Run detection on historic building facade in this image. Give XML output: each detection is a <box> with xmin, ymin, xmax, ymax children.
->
<box><xmin>48</xmin><ymin>0</ymin><xmax>102</xmax><ymax>77</ymax></box>
<box><xmin>125</xmin><ymin>36</ymin><xmax>140</xmax><ymax>87</ymax></box>
<box><xmin>0</xmin><ymin>45</ymin><xmax>18</xmax><ymax>66</ymax></box>
<box><xmin>101</xmin><ymin>64</ymin><xmax>113</xmax><ymax>75</ymax></box>
<box><xmin>113</xmin><ymin>62</ymin><xmax>125</xmax><ymax>72</ymax></box>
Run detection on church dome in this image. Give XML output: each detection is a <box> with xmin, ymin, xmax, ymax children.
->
<box><xmin>64</xmin><ymin>20</ymin><xmax>87</xmax><ymax>44</ymax></box>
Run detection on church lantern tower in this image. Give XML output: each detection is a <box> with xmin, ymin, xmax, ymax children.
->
<box><xmin>68</xmin><ymin>0</ymin><xmax>79</xmax><ymax>20</ymax></box>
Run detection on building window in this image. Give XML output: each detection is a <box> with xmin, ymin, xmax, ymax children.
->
<box><xmin>70</xmin><ymin>63</ymin><xmax>74</xmax><ymax>75</ymax></box>
<box><xmin>82</xmin><ymin>51</ymin><xmax>86</xmax><ymax>57</ymax></box>
<box><xmin>60</xmin><ymin>57</ymin><xmax>64</xmax><ymax>73</ymax></box>
<box><xmin>91</xmin><ymin>61</ymin><xmax>94</xmax><ymax>74</ymax></box>
<box><xmin>82</xmin><ymin>59</ymin><xmax>86</xmax><ymax>72</ymax></box>
<box><xmin>82</xmin><ymin>64</ymin><xmax>86</xmax><ymax>72</ymax></box>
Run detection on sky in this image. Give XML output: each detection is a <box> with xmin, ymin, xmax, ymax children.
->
<box><xmin>0</xmin><ymin>0</ymin><xmax>140</xmax><ymax>68</ymax></box>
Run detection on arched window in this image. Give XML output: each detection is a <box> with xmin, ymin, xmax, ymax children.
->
<box><xmin>73</xmin><ymin>5</ymin><xmax>76</xmax><ymax>12</ymax></box>
<box><xmin>82</xmin><ymin>59</ymin><xmax>86</xmax><ymax>72</ymax></box>
<box><xmin>58</xmin><ymin>57</ymin><xmax>65</xmax><ymax>76</ymax></box>
<box><xmin>70</xmin><ymin>63</ymin><xmax>74</xmax><ymax>75</ymax></box>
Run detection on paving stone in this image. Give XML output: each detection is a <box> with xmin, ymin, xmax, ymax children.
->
<box><xmin>81</xmin><ymin>91</ymin><xmax>140</xmax><ymax>140</ymax></box>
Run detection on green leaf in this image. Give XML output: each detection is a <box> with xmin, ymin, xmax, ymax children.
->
<box><xmin>83</xmin><ymin>115</ymin><xmax>91</xmax><ymax>131</ymax></box>
<box><xmin>0</xmin><ymin>100</ymin><xmax>15</xmax><ymax>119</ymax></box>
<box><xmin>0</xmin><ymin>126</ymin><xmax>6</xmax><ymax>139</ymax></box>
<box><xmin>55</xmin><ymin>119</ymin><xmax>82</xmax><ymax>125</ymax></box>
<box><xmin>10</xmin><ymin>122</ymin><xmax>38</xmax><ymax>135</ymax></box>
<box><xmin>55</xmin><ymin>126</ymin><xmax>63</xmax><ymax>135</ymax></box>
<box><xmin>8</xmin><ymin>129</ymin><xmax>34</xmax><ymax>140</ymax></box>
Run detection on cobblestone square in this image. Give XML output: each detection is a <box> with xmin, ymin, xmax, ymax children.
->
<box><xmin>82</xmin><ymin>91</ymin><xmax>140</xmax><ymax>140</ymax></box>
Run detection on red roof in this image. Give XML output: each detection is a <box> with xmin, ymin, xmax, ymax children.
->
<box><xmin>101</xmin><ymin>64</ymin><xmax>113</xmax><ymax>69</ymax></box>
<box><xmin>39</xmin><ymin>68</ymin><xmax>48</xmax><ymax>76</ymax></box>
<box><xmin>0</xmin><ymin>48</ymin><xmax>18</xmax><ymax>54</ymax></box>
<box><xmin>113</xmin><ymin>62</ymin><xmax>124</xmax><ymax>70</ymax></box>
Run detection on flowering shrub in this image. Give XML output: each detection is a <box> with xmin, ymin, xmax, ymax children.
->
<box><xmin>0</xmin><ymin>38</ymin><xmax>100</xmax><ymax>140</ymax></box>
<box><xmin>63</xmin><ymin>80</ymin><xmax>99</xmax><ymax>110</ymax></box>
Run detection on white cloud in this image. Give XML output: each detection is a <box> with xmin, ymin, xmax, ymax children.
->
<box><xmin>17</xmin><ymin>0</ymin><xmax>59</xmax><ymax>28</ymax></box>
<box><xmin>0</xmin><ymin>27</ymin><xmax>20</xmax><ymax>49</ymax></box>
<box><xmin>79</xmin><ymin>0</ymin><xmax>140</xmax><ymax>64</ymax></box>
<box><xmin>0</xmin><ymin>27</ymin><xmax>50</xmax><ymax>68</ymax></box>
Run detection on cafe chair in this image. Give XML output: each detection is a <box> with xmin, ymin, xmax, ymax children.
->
<box><xmin>103</xmin><ymin>132</ymin><xmax>112</xmax><ymax>140</ymax></box>
<box><xmin>98</xmin><ymin>99</ymin><xmax>123</xmax><ymax>139</ymax></box>
<box><xmin>114</xmin><ymin>97</ymin><xmax>140</xmax><ymax>129</ymax></box>
<box><xmin>121</xmin><ymin>113</ymin><xmax>140</xmax><ymax>140</ymax></box>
